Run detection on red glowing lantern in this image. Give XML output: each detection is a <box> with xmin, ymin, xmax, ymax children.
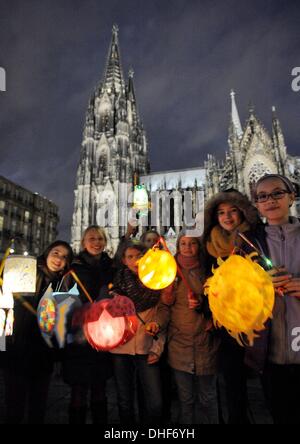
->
<box><xmin>82</xmin><ymin>295</ymin><xmax>138</xmax><ymax>351</ymax></box>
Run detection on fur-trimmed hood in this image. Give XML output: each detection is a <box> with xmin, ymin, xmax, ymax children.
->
<box><xmin>203</xmin><ymin>190</ymin><xmax>260</xmax><ymax>245</ymax></box>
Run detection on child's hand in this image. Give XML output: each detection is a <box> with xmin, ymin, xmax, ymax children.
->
<box><xmin>145</xmin><ymin>322</ymin><xmax>160</xmax><ymax>336</ymax></box>
<box><xmin>188</xmin><ymin>298</ymin><xmax>201</xmax><ymax>310</ymax></box>
<box><xmin>268</xmin><ymin>267</ymin><xmax>292</xmax><ymax>292</ymax></box>
<box><xmin>283</xmin><ymin>278</ymin><xmax>300</xmax><ymax>299</ymax></box>
<box><xmin>147</xmin><ymin>352</ymin><xmax>160</xmax><ymax>365</ymax></box>
<box><xmin>204</xmin><ymin>319</ymin><xmax>214</xmax><ymax>332</ymax></box>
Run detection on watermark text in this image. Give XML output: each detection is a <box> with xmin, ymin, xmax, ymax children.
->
<box><xmin>0</xmin><ymin>67</ymin><xmax>6</xmax><ymax>92</ymax></box>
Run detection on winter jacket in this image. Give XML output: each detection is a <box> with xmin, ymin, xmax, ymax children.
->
<box><xmin>63</xmin><ymin>251</ymin><xmax>114</xmax><ymax>385</ymax></box>
<box><xmin>110</xmin><ymin>267</ymin><xmax>164</xmax><ymax>357</ymax></box>
<box><xmin>155</xmin><ymin>267</ymin><xmax>219</xmax><ymax>376</ymax></box>
<box><xmin>4</xmin><ymin>262</ymin><xmax>63</xmax><ymax>375</ymax></box>
<box><xmin>243</xmin><ymin>218</ymin><xmax>300</xmax><ymax>370</ymax></box>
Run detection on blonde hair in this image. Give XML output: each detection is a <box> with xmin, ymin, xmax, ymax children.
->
<box><xmin>81</xmin><ymin>225</ymin><xmax>108</xmax><ymax>251</ymax></box>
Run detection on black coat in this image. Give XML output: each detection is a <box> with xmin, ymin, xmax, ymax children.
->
<box><xmin>62</xmin><ymin>251</ymin><xmax>114</xmax><ymax>386</ymax></box>
<box><xmin>3</xmin><ymin>263</ymin><xmax>63</xmax><ymax>375</ymax></box>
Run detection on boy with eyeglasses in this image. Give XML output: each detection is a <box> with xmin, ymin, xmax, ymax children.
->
<box><xmin>244</xmin><ymin>174</ymin><xmax>300</xmax><ymax>424</ymax></box>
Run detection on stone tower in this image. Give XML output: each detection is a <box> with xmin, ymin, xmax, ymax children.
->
<box><xmin>71</xmin><ymin>25</ymin><xmax>150</xmax><ymax>254</ymax></box>
<box><xmin>205</xmin><ymin>91</ymin><xmax>300</xmax><ymax>215</ymax></box>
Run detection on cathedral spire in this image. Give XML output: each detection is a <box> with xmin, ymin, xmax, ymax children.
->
<box><xmin>102</xmin><ymin>24</ymin><xmax>125</xmax><ymax>94</ymax></box>
<box><xmin>272</xmin><ymin>106</ymin><xmax>287</xmax><ymax>174</ymax></box>
<box><xmin>230</xmin><ymin>90</ymin><xmax>243</xmax><ymax>139</ymax></box>
<box><xmin>128</xmin><ymin>68</ymin><xmax>136</xmax><ymax>102</ymax></box>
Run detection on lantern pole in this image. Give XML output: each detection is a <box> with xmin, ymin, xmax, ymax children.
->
<box><xmin>0</xmin><ymin>239</ymin><xmax>15</xmax><ymax>286</ymax></box>
<box><xmin>64</xmin><ymin>270</ymin><xmax>93</xmax><ymax>304</ymax></box>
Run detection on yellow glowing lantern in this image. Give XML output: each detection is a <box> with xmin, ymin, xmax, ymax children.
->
<box><xmin>138</xmin><ymin>238</ymin><xmax>177</xmax><ymax>290</ymax></box>
<box><xmin>204</xmin><ymin>254</ymin><xmax>275</xmax><ymax>346</ymax></box>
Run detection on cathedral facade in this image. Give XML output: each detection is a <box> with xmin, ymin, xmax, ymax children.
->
<box><xmin>71</xmin><ymin>26</ymin><xmax>300</xmax><ymax>254</ymax></box>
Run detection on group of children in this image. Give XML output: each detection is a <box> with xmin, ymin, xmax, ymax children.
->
<box><xmin>1</xmin><ymin>173</ymin><xmax>300</xmax><ymax>425</ymax></box>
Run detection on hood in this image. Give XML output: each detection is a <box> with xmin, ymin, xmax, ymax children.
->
<box><xmin>203</xmin><ymin>191</ymin><xmax>260</xmax><ymax>245</ymax></box>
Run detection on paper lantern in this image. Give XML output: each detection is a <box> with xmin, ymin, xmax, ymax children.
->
<box><xmin>37</xmin><ymin>284</ymin><xmax>82</xmax><ymax>348</ymax></box>
<box><xmin>204</xmin><ymin>254</ymin><xmax>275</xmax><ymax>346</ymax></box>
<box><xmin>133</xmin><ymin>184</ymin><xmax>149</xmax><ymax>216</ymax></box>
<box><xmin>83</xmin><ymin>295</ymin><xmax>138</xmax><ymax>351</ymax></box>
<box><xmin>3</xmin><ymin>255</ymin><xmax>37</xmax><ymax>295</ymax></box>
<box><xmin>138</xmin><ymin>247</ymin><xmax>177</xmax><ymax>290</ymax></box>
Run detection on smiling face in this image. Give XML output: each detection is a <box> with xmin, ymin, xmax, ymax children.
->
<box><xmin>143</xmin><ymin>232</ymin><xmax>160</xmax><ymax>250</ymax></box>
<box><xmin>82</xmin><ymin>228</ymin><xmax>106</xmax><ymax>257</ymax></box>
<box><xmin>255</xmin><ymin>178</ymin><xmax>295</xmax><ymax>225</ymax></box>
<box><xmin>217</xmin><ymin>203</ymin><xmax>243</xmax><ymax>233</ymax></box>
<box><xmin>46</xmin><ymin>245</ymin><xmax>69</xmax><ymax>273</ymax></box>
<box><xmin>178</xmin><ymin>237</ymin><xmax>199</xmax><ymax>257</ymax></box>
<box><xmin>122</xmin><ymin>247</ymin><xmax>144</xmax><ymax>274</ymax></box>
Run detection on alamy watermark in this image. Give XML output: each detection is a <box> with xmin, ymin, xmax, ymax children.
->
<box><xmin>291</xmin><ymin>67</ymin><xmax>300</xmax><ymax>92</ymax></box>
<box><xmin>91</xmin><ymin>184</ymin><xmax>204</xmax><ymax>236</ymax></box>
<box><xmin>291</xmin><ymin>327</ymin><xmax>300</xmax><ymax>352</ymax></box>
<box><xmin>0</xmin><ymin>66</ymin><xmax>6</xmax><ymax>92</ymax></box>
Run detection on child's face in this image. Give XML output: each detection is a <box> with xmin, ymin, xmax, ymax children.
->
<box><xmin>143</xmin><ymin>233</ymin><xmax>160</xmax><ymax>250</ymax></box>
<box><xmin>255</xmin><ymin>178</ymin><xmax>294</xmax><ymax>224</ymax></box>
<box><xmin>123</xmin><ymin>248</ymin><xmax>143</xmax><ymax>274</ymax></box>
<box><xmin>83</xmin><ymin>229</ymin><xmax>106</xmax><ymax>256</ymax></box>
<box><xmin>178</xmin><ymin>237</ymin><xmax>199</xmax><ymax>257</ymax></box>
<box><xmin>47</xmin><ymin>245</ymin><xmax>69</xmax><ymax>273</ymax></box>
<box><xmin>217</xmin><ymin>203</ymin><xmax>243</xmax><ymax>232</ymax></box>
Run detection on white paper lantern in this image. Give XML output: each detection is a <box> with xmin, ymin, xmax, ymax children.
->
<box><xmin>2</xmin><ymin>255</ymin><xmax>37</xmax><ymax>295</ymax></box>
<box><xmin>0</xmin><ymin>288</ymin><xmax>14</xmax><ymax>309</ymax></box>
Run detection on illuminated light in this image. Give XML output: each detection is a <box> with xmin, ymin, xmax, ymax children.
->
<box><xmin>138</xmin><ymin>248</ymin><xmax>177</xmax><ymax>290</ymax></box>
<box><xmin>83</xmin><ymin>296</ymin><xmax>138</xmax><ymax>351</ymax></box>
<box><xmin>204</xmin><ymin>254</ymin><xmax>275</xmax><ymax>346</ymax></box>
<box><xmin>3</xmin><ymin>255</ymin><xmax>37</xmax><ymax>295</ymax></box>
<box><xmin>133</xmin><ymin>184</ymin><xmax>149</xmax><ymax>216</ymax></box>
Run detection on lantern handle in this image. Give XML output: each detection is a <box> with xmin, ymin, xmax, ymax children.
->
<box><xmin>0</xmin><ymin>239</ymin><xmax>15</xmax><ymax>286</ymax></box>
<box><xmin>153</xmin><ymin>237</ymin><xmax>198</xmax><ymax>303</ymax></box>
<box><xmin>136</xmin><ymin>312</ymin><xmax>159</xmax><ymax>341</ymax></box>
<box><xmin>153</xmin><ymin>236</ymin><xmax>171</xmax><ymax>253</ymax></box>
<box><xmin>64</xmin><ymin>270</ymin><xmax>93</xmax><ymax>304</ymax></box>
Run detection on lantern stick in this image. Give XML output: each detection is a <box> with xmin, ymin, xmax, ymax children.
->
<box><xmin>136</xmin><ymin>313</ymin><xmax>159</xmax><ymax>341</ymax></box>
<box><xmin>67</xmin><ymin>270</ymin><xmax>93</xmax><ymax>304</ymax></box>
<box><xmin>0</xmin><ymin>239</ymin><xmax>15</xmax><ymax>286</ymax></box>
<box><xmin>237</xmin><ymin>232</ymin><xmax>277</xmax><ymax>271</ymax></box>
<box><xmin>13</xmin><ymin>294</ymin><xmax>37</xmax><ymax>316</ymax></box>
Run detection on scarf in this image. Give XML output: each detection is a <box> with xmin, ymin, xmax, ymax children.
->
<box><xmin>113</xmin><ymin>267</ymin><xmax>159</xmax><ymax>314</ymax></box>
<box><xmin>206</xmin><ymin>221</ymin><xmax>250</xmax><ymax>258</ymax></box>
<box><xmin>177</xmin><ymin>254</ymin><xmax>200</xmax><ymax>271</ymax></box>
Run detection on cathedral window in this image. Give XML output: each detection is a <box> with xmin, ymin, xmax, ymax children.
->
<box><xmin>248</xmin><ymin>162</ymin><xmax>273</xmax><ymax>197</ymax></box>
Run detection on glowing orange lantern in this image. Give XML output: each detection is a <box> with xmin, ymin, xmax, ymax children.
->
<box><xmin>138</xmin><ymin>238</ymin><xmax>177</xmax><ymax>290</ymax></box>
<box><xmin>204</xmin><ymin>253</ymin><xmax>275</xmax><ymax>346</ymax></box>
<box><xmin>83</xmin><ymin>295</ymin><xmax>138</xmax><ymax>351</ymax></box>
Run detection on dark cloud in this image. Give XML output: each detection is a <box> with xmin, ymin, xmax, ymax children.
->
<box><xmin>0</xmin><ymin>0</ymin><xmax>299</xmax><ymax>241</ymax></box>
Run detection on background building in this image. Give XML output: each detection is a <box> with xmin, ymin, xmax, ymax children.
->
<box><xmin>0</xmin><ymin>176</ymin><xmax>59</xmax><ymax>256</ymax></box>
<box><xmin>72</xmin><ymin>27</ymin><xmax>300</xmax><ymax>254</ymax></box>
<box><xmin>71</xmin><ymin>25</ymin><xmax>149</xmax><ymax>254</ymax></box>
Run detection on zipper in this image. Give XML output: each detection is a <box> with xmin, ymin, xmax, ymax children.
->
<box><xmin>280</xmin><ymin>226</ymin><xmax>285</xmax><ymax>242</ymax></box>
<box><xmin>279</xmin><ymin>226</ymin><xmax>289</xmax><ymax>363</ymax></box>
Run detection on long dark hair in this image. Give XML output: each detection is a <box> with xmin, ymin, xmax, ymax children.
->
<box><xmin>38</xmin><ymin>240</ymin><xmax>74</xmax><ymax>274</ymax></box>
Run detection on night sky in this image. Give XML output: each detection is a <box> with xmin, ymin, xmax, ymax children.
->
<box><xmin>0</xmin><ymin>0</ymin><xmax>299</xmax><ymax>241</ymax></box>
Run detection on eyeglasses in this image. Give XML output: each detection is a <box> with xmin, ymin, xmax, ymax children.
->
<box><xmin>255</xmin><ymin>190</ymin><xmax>291</xmax><ymax>203</ymax></box>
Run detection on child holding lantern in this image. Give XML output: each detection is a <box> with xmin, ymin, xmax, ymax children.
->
<box><xmin>245</xmin><ymin>174</ymin><xmax>300</xmax><ymax>424</ymax></box>
<box><xmin>148</xmin><ymin>231</ymin><xmax>220</xmax><ymax>424</ymax></box>
<box><xmin>202</xmin><ymin>189</ymin><xmax>260</xmax><ymax>424</ymax></box>
<box><xmin>4</xmin><ymin>240</ymin><xmax>73</xmax><ymax>424</ymax></box>
<box><xmin>111</xmin><ymin>240</ymin><xmax>164</xmax><ymax>425</ymax></box>
<box><xmin>63</xmin><ymin>226</ymin><xmax>114</xmax><ymax>425</ymax></box>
